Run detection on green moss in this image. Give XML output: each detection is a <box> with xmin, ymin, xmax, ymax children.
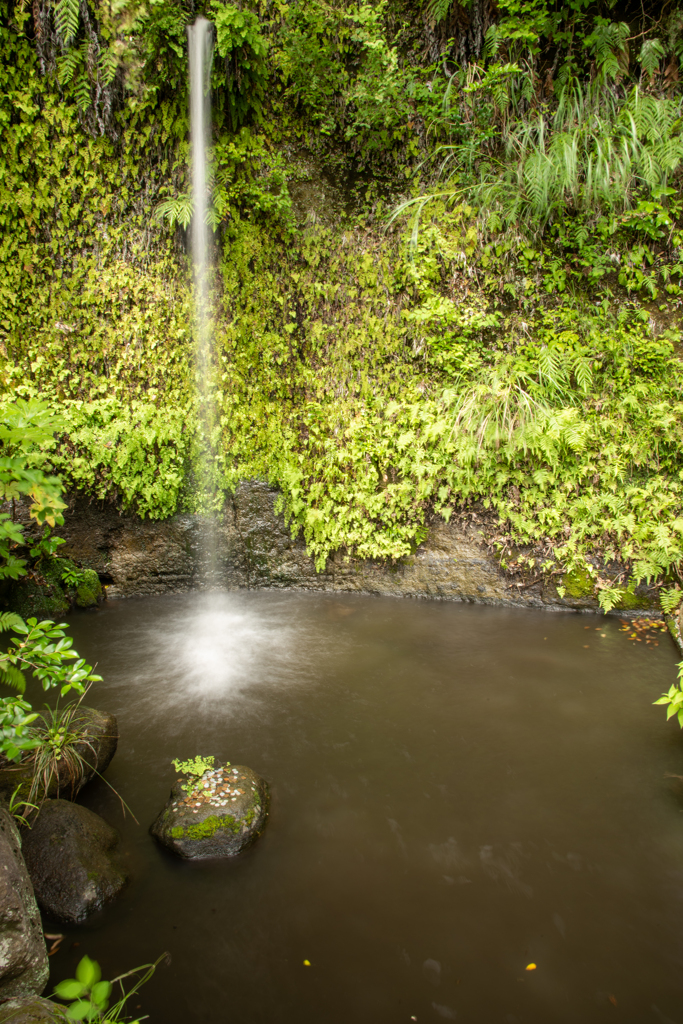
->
<box><xmin>9</xmin><ymin>557</ymin><xmax>72</xmax><ymax>618</ymax></box>
<box><xmin>75</xmin><ymin>569</ymin><xmax>103</xmax><ymax>608</ymax></box>
<box><xmin>560</xmin><ymin>566</ymin><xmax>595</xmax><ymax>599</ymax></box>
<box><xmin>615</xmin><ymin>588</ymin><xmax>655</xmax><ymax>611</ymax></box>
<box><xmin>7</xmin><ymin>557</ymin><xmax>103</xmax><ymax>616</ymax></box>
<box><xmin>170</xmin><ymin>813</ymin><xmax>240</xmax><ymax>841</ymax></box>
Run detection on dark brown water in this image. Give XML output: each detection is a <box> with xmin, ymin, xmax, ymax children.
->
<box><xmin>48</xmin><ymin>592</ymin><xmax>683</xmax><ymax>1024</ymax></box>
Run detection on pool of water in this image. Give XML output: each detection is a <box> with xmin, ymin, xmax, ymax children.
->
<box><xmin>48</xmin><ymin>592</ymin><xmax>683</xmax><ymax>1024</ymax></box>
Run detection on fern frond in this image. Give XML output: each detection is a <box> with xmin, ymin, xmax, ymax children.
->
<box><xmin>0</xmin><ymin>662</ymin><xmax>26</xmax><ymax>693</ymax></box>
<box><xmin>74</xmin><ymin>73</ymin><xmax>91</xmax><ymax>111</ymax></box>
<box><xmin>155</xmin><ymin>195</ymin><xmax>193</xmax><ymax>230</ymax></box>
<box><xmin>639</xmin><ymin>39</ymin><xmax>666</xmax><ymax>82</ymax></box>
<box><xmin>0</xmin><ymin>613</ymin><xmax>25</xmax><ymax>634</ymax></box>
<box><xmin>54</xmin><ymin>0</ymin><xmax>79</xmax><ymax>43</ymax></box>
<box><xmin>57</xmin><ymin>47</ymin><xmax>81</xmax><ymax>86</ymax></box>
<box><xmin>98</xmin><ymin>47</ymin><xmax>118</xmax><ymax>87</ymax></box>
<box><xmin>424</xmin><ymin>0</ymin><xmax>451</xmax><ymax>25</ymax></box>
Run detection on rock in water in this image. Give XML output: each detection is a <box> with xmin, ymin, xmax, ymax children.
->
<box><xmin>21</xmin><ymin>801</ymin><xmax>128</xmax><ymax>924</ymax></box>
<box><xmin>150</xmin><ymin>763</ymin><xmax>269</xmax><ymax>859</ymax></box>
<box><xmin>0</xmin><ymin>997</ymin><xmax>68</xmax><ymax>1022</ymax></box>
<box><xmin>0</xmin><ymin>806</ymin><xmax>48</xmax><ymax>1000</ymax></box>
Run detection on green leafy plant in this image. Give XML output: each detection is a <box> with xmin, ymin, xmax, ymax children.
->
<box><xmin>0</xmin><ymin>696</ymin><xmax>40</xmax><ymax>764</ymax></box>
<box><xmin>172</xmin><ymin>755</ymin><xmax>220</xmax><ymax>797</ymax></box>
<box><xmin>211</xmin><ymin>1</ymin><xmax>268</xmax><ymax>128</ymax></box>
<box><xmin>53</xmin><ymin>953</ymin><xmax>167</xmax><ymax>1022</ymax></box>
<box><xmin>660</xmin><ymin>587</ymin><xmax>683</xmax><ymax>615</ymax></box>
<box><xmin>61</xmin><ymin>565</ymin><xmax>88</xmax><ymax>589</ymax></box>
<box><xmin>654</xmin><ymin>664</ymin><xmax>683</xmax><ymax>727</ymax></box>
<box><xmin>0</xmin><ymin>616</ymin><xmax>102</xmax><ymax>698</ymax></box>
<box><xmin>27</xmin><ymin>700</ymin><xmax>95</xmax><ymax>805</ymax></box>
<box><xmin>0</xmin><ymin>614</ymin><xmax>101</xmax><ymax>764</ymax></box>
<box><xmin>8</xmin><ymin>783</ymin><xmax>39</xmax><ymax>828</ymax></box>
<box><xmin>0</xmin><ymin>399</ymin><xmax>67</xmax><ymax>583</ymax></box>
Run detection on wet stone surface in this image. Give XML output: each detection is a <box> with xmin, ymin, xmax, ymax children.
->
<box><xmin>21</xmin><ymin>800</ymin><xmax>128</xmax><ymax>925</ymax></box>
<box><xmin>150</xmin><ymin>763</ymin><xmax>269</xmax><ymax>860</ymax></box>
<box><xmin>0</xmin><ymin>997</ymin><xmax>68</xmax><ymax>1023</ymax></box>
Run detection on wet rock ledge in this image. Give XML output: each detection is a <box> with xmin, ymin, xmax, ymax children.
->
<box><xmin>15</xmin><ymin>481</ymin><xmax>657</xmax><ymax>613</ymax></box>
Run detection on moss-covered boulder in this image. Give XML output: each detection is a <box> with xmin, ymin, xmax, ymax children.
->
<box><xmin>73</xmin><ymin>568</ymin><xmax>103</xmax><ymax>608</ymax></box>
<box><xmin>0</xmin><ymin>997</ymin><xmax>68</xmax><ymax>1022</ymax></box>
<box><xmin>21</xmin><ymin>800</ymin><xmax>128</xmax><ymax>925</ymax></box>
<box><xmin>150</xmin><ymin>763</ymin><xmax>269</xmax><ymax>860</ymax></box>
<box><xmin>8</xmin><ymin>558</ymin><xmax>104</xmax><ymax>619</ymax></box>
<box><xmin>0</xmin><ymin>708</ymin><xmax>118</xmax><ymax>804</ymax></box>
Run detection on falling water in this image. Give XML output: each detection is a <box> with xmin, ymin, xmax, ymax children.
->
<box><xmin>187</xmin><ymin>17</ymin><xmax>218</xmax><ymax>585</ymax></box>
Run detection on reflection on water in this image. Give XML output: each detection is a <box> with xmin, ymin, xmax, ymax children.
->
<box><xmin>56</xmin><ymin>593</ymin><xmax>683</xmax><ymax>1024</ymax></box>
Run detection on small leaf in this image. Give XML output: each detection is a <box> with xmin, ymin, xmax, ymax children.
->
<box><xmin>54</xmin><ymin>980</ymin><xmax>86</xmax><ymax>1000</ymax></box>
<box><xmin>90</xmin><ymin>980</ymin><xmax>111</xmax><ymax>1007</ymax></box>
<box><xmin>75</xmin><ymin>955</ymin><xmax>101</xmax><ymax>989</ymax></box>
<box><xmin>66</xmin><ymin>1000</ymin><xmax>92</xmax><ymax>1021</ymax></box>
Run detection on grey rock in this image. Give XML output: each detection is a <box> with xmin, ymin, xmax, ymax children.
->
<box><xmin>0</xmin><ymin>708</ymin><xmax>118</xmax><ymax>804</ymax></box>
<box><xmin>0</xmin><ymin>807</ymin><xmax>48</xmax><ymax>1000</ymax></box>
<box><xmin>21</xmin><ymin>801</ymin><xmax>127</xmax><ymax>925</ymax></box>
<box><xmin>151</xmin><ymin>763</ymin><xmax>268</xmax><ymax>860</ymax></box>
<box><xmin>0</xmin><ymin>997</ymin><xmax>68</xmax><ymax>1022</ymax></box>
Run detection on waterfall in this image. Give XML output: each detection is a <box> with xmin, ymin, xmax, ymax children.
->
<box><xmin>187</xmin><ymin>17</ymin><xmax>217</xmax><ymax>586</ymax></box>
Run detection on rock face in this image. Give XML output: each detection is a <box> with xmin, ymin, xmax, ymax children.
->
<box><xmin>0</xmin><ymin>807</ymin><xmax>48</xmax><ymax>1001</ymax></box>
<box><xmin>151</xmin><ymin>764</ymin><xmax>269</xmax><ymax>860</ymax></box>
<box><xmin>0</xmin><ymin>708</ymin><xmax>118</xmax><ymax>804</ymax></box>
<box><xmin>20</xmin><ymin>801</ymin><xmax>127</xmax><ymax>925</ymax></box>
<box><xmin>10</xmin><ymin>480</ymin><xmax>658</xmax><ymax>613</ymax></box>
<box><xmin>0</xmin><ymin>997</ymin><xmax>67</xmax><ymax>1022</ymax></box>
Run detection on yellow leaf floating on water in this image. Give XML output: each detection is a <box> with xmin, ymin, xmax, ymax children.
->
<box><xmin>303</xmin><ymin>960</ymin><xmax>311</xmax><ymax>966</ymax></box>
<box><xmin>526</xmin><ymin>963</ymin><xmax>537</xmax><ymax>971</ymax></box>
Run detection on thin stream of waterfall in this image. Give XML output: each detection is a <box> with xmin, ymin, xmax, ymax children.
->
<box><xmin>188</xmin><ymin>17</ymin><xmax>217</xmax><ymax>585</ymax></box>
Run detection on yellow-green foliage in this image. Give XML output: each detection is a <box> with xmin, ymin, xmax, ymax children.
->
<box><xmin>4</xmin><ymin>0</ymin><xmax>683</xmax><ymax>612</ymax></box>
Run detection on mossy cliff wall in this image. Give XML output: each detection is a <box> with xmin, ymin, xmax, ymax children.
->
<box><xmin>17</xmin><ymin>483</ymin><xmax>652</xmax><ymax>614</ymax></box>
<box><xmin>3</xmin><ymin>0</ymin><xmax>683</xmax><ymax>615</ymax></box>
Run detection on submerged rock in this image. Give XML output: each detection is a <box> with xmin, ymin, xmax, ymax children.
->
<box><xmin>150</xmin><ymin>763</ymin><xmax>269</xmax><ymax>860</ymax></box>
<box><xmin>0</xmin><ymin>997</ymin><xmax>67</xmax><ymax>1022</ymax></box>
<box><xmin>0</xmin><ymin>806</ymin><xmax>48</xmax><ymax>1000</ymax></box>
<box><xmin>21</xmin><ymin>801</ymin><xmax>128</xmax><ymax>925</ymax></box>
<box><xmin>0</xmin><ymin>708</ymin><xmax>118</xmax><ymax>803</ymax></box>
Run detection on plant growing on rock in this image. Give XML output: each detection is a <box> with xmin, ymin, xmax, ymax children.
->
<box><xmin>7</xmin><ymin>782</ymin><xmax>39</xmax><ymax>828</ymax></box>
<box><xmin>172</xmin><ymin>755</ymin><xmax>221</xmax><ymax>798</ymax></box>
<box><xmin>28</xmin><ymin>701</ymin><xmax>96</xmax><ymax>806</ymax></box>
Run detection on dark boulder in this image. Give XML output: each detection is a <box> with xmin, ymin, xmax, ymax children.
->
<box><xmin>21</xmin><ymin>801</ymin><xmax>127</xmax><ymax>925</ymax></box>
<box><xmin>0</xmin><ymin>997</ymin><xmax>67</xmax><ymax>1022</ymax></box>
<box><xmin>151</xmin><ymin>763</ymin><xmax>269</xmax><ymax>860</ymax></box>
<box><xmin>0</xmin><ymin>708</ymin><xmax>118</xmax><ymax>804</ymax></box>
<box><xmin>0</xmin><ymin>807</ymin><xmax>48</xmax><ymax>1000</ymax></box>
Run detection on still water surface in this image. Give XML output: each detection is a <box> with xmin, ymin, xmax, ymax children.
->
<box><xmin>53</xmin><ymin>592</ymin><xmax>683</xmax><ymax>1024</ymax></box>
